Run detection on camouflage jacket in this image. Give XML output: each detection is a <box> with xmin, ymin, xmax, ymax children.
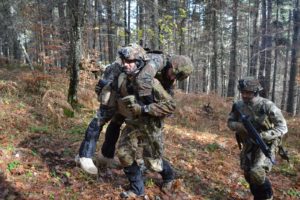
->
<box><xmin>135</xmin><ymin>53</ymin><xmax>168</xmax><ymax>97</ymax></box>
<box><xmin>228</xmin><ymin>96</ymin><xmax>288</xmax><ymax>142</ymax></box>
<box><xmin>102</xmin><ymin>59</ymin><xmax>122</xmax><ymax>83</ymax></box>
<box><xmin>116</xmin><ymin>73</ymin><xmax>176</xmax><ymax>118</ymax></box>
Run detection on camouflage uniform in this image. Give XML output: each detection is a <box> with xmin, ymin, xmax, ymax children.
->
<box><xmin>78</xmin><ymin>43</ymin><xmax>194</xmax><ymax>171</ymax></box>
<box><xmin>99</xmin><ymin>45</ymin><xmax>193</xmax><ymax>160</ymax></box>
<box><xmin>228</xmin><ymin>77</ymin><xmax>288</xmax><ymax>200</ymax></box>
<box><xmin>116</xmin><ymin>75</ymin><xmax>176</xmax><ymax>196</ymax></box>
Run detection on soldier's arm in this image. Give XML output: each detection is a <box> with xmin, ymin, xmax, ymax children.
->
<box><xmin>227</xmin><ymin>102</ymin><xmax>247</xmax><ymax>132</ymax></box>
<box><xmin>136</xmin><ymin>55</ymin><xmax>165</xmax><ymax>97</ymax></box>
<box><xmin>261</xmin><ymin>102</ymin><xmax>288</xmax><ymax>140</ymax></box>
<box><xmin>142</xmin><ymin>79</ymin><xmax>176</xmax><ymax>117</ymax></box>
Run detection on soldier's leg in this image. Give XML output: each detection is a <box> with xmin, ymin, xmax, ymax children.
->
<box><xmin>79</xmin><ymin>117</ymin><xmax>101</xmax><ymax>158</ymax></box>
<box><xmin>246</xmin><ymin>148</ymin><xmax>274</xmax><ymax>200</ymax></box>
<box><xmin>101</xmin><ymin>113</ymin><xmax>125</xmax><ymax>158</ymax></box>
<box><xmin>117</xmin><ymin>126</ymin><xmax>145</xmax><ymax>197</ymax></box>
<box><xmin>77</xmin><ymin>117</ymin><xmax>101</xmax><ymax>175</ymax></box>
<box><xmin>79</xmin><ymin>105</ymin><xmax>113</xmax><ymax>158</ymax></box>
<box><xmin>77</xmin><ymin>106</ymin><xmax>113</xmax><ymax>174</ymax></box>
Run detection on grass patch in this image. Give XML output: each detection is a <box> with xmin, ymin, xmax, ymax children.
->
<box><xmin>145</xmin><ymin>178</ymin><xmax>155</xmax><ymax>187</ymax></box>
<box><xmin>7</xmin><ymin>161</ymin><xmax>20</xmax><ymax>173</ymax></box>
<box><xmin>67</xmin><ymin>125</ymin><xmax>86</xmax><ymax>135</ymax></box>
<box><xmin>63</xmin><ymin>108</ymin><xmax>75</xmax><ymax>118</ymax></box>
<box><xmin>30</xmin><ymin>125</ymin><xmax>49</xmax><ymax>133</ymax></box>
<box><xmin>204</xmin><ymin>142</ymin><xmax>220</xmax><ymax>153</ymax></box>
<box><xmin>286</xmin><ymin>188</ymin><xmax>300</xmax><ymax>198</ymax></box>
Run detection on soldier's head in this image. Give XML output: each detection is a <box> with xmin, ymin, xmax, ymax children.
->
<box><xmin>238</xmin><ymin>77</ymin><xmax>262</xmax><ymax>102</ymax></box>
<box><xmin>118</xmin><ymin>43</ymin><xmax>149</xmax><ymax>75</ymax></box>
<box><xmin>166</xmin><ymin>55</ymin><xmax>194</xmax><ymax>81</ymax></box>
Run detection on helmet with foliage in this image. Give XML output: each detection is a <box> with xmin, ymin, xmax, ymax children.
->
<box><xmin>169</xmin><ymin>55</ymin><xmax>194</xmax><ymax>81</ymax></box>
<box><xmin>118</xmin><ymin>43</ymin><xmax>149</xmax><ymax>61</ymax></box>
<box><xmin>238</xmin><ymin>77</ymin><xmax>263</xmax><ymax>93</ymax></box>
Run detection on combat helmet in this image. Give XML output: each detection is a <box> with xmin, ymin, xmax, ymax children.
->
<box><xmin>238</xmin><ymin>77</ymin><xmax>263</xmax><ymax>93</ymax></box>
<box><xmin>168</xmin><ymin>55</ymin><xmax>194</xmax><ymax>81</ymax></box>
<box><xmin>118</xmin><ymin>43</ymin><xmax>149</xmax><ymax>61</ymax></box>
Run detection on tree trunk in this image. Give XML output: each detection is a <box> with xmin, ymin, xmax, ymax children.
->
<box><xmin>281</xmin><ymin>10</ymin><xmax>292</xmax><ymax>110</ymax></box>
<box><xmin>249</xmin><ymin>0</ymin><xmax>260</xmax><ymax>76</ymax></box>
<box><xmin>264</xmin><ymin>0</ymin><xmax>273</xmax><ymax>98</ymax></box>
<box><xmin>58</xmin><ymin>0</ymin><xmax>68</xmax><ymax>68</ymax></box>
<box><xmin>258</xmin><ymin>0</ymin><xmax>267</xmax><ymax>97</ymax></box>
<box><xmin>287</xmin><ymin>1</ymin><xmax>300</xmax><ymax>114</ymax></box>
<box><xmin>67</xmin><ymin>0</ymin><xmax>87</xmax><ymax>107</ymax></box>
<box><xmin>92</xmin><ymin>0</ymin><xmax>98</xmax><ymax>50</ymax></box>
<box><xmin>106</xmin><ymin>0</ymin><xmax>114</xmax><ymax>63</ymax></box>
<box><xmin>227</xmin><ymin>0</ymin><xmax>238</xmax><ymax>97</ymax></box>
<box><xmin>210</xmin><ymin>0</ymin><xmax>218</xmax><ymax>93</ymax></box>
<box><xmin>150</xmin><ymin>0</ymin><xmax>159</xmax><ymax>50</ymax></box>
<box><xmin>271</xmin><ymin>1</ymin><xmax>279</xmax><ymax>102</ymax></box>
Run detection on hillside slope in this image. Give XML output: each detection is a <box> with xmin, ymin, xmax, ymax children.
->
<box><xmin>0</xmin><ymin>68</ymin><xmax>299</xmax><ymax>200</ymax></box>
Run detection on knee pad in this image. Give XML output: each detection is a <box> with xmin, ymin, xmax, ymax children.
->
<box><xmin>144</xmin><ymin>158</ymin><xmax>163</xmax><ymax>172</ymax></box>
<box><xmin>249</xmin><ymin>167</ymin><xmax>266</xmax><ymax>185</ymax></box>
<box><xmin>117</xmin><ymin>148</ymin><xmax>135</xmax><ymax>167</ymax></box>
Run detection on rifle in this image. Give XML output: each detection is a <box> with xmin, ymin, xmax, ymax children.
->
<box><xmin>234</xmin><ymin>104</ymin><xmax>275</xmax><ymax>164</ymax></box>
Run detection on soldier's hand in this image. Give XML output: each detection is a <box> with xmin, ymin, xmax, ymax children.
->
<box><xmin>261</xmin><ymin>131</ymin><xmax>278</xmax><ymax>141</ymax></box>
<box><xmin>232</xmin><ymin>122</ymin><xmax>247</xmax><ymax>132</ymax></box>
<box><xmin>95</xmin><ymin>84</ymin><xmax>102</xmax><ymax>95</ymax></box>
<box><xmin>95</xmin><ymin>79</ymin><xmax>108</xmax><ymax>95</ymax></box>
<box><xmin>128</xmin><ymin>103</ymin><xmax>142</xmax><ymax>116</ymax></box>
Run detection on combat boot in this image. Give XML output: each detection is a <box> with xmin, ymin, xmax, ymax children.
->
<box><xmin>75</xmin><ymin>155</ymin><xmax>98</xmax><ymax>175</ymax></box>
<box><xmin>161</xmin><ymin>180</ymin><xmax>173</xmax><ymax>193</ymax></box>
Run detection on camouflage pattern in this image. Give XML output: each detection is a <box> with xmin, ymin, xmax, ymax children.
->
<box><xmin>116</xmin><ymin>74</ymin><xmax>176</xmax><ymax>172</ymax></box>
<box><xmin>238</xmin><ymin>76</ymin><xmax>263</xmax><ymax>92</ymax></box>
<box><xmin>117</xmin><ymin>117</ymin><xmax>164</xmax><ymax>172</ymax></box>
<box><xmin>228</xmin><ymin>96</ymin><xmax>287</xmax><ymax>185</ymax></box>
<box><xmin>135</xmin><ymin>53</ymin><xmax>167</xmax><ymax>96</ymax></box>
<box><xmin>118</xmin><ymin>43</ymin><xmax>149</xmax><ymax>61</ymax></box>
<box><xmin>136</xmin><ymin>54</ymin><xmax>194</xmax><ymax>96</ymax></box>
<box><xmin>102</xmin><ymin>59</ymin><xmax>122</xmax><ymax>83</ymax></box>
<box><xmin>168</xmin><ymin>55</ymin><xmax>194</xmax><ymax>81</ymax></box>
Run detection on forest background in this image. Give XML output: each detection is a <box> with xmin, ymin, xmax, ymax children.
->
<box><xmin>0</xmin><ymin>0</ymin><xmax>300</xmax><ymax>199</ymax></box>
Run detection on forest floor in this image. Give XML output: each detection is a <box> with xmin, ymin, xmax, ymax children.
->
<box><xmin>0</xmin><ymin>67</ymin><xmax>299</xmax><ymax>200</ymax></box>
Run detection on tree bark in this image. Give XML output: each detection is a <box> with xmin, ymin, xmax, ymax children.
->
<box><xmin>249</xmin><ymin>0</ymin><xmax>260</xmax><ymax>76</ymax></box>
<box><xmin>106</xmin><ymin>0</ymin><xmax>114</xmax><ymax>63</ymax></box>
<box><xmin>67</xmin><ymin>0</ymin><xmax>87</xmax><ymax>107</ymax></box>
<box><xmin>227</xmin><ymin>0</ymin><xmax>238</xmax><ymax>97</ymax></box>
<box><xmin>287</xmin><ymin>2</ymin><xmax>300</xmax><ymax>114</ymax></box>
<box><xmin>281</xmin><ymin>10</ymin><xmax>292</xmax><ymax>110</ymax></box>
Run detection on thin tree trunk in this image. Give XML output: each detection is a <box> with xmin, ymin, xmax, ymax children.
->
<box><xmin>150</xmin><ymin>0</ymin><xmax>159</xmax><ymax>50</ymax></box>
<box><xmin>227</xmin><ymin>0</ymin><xmax>238</xmax><ymax>97</ymax></box>
<box><xmin>210</xmin><ymin>0</ymin><xmax>218</xmax><ymax>93</ymax></box>
<box><xmin>249</xmin><ymin>0</ymin><xmax>260</xmax><ymax>76</ymax></box>
<box><xmin>67</xmin><ymin>0</ymin><xmax>87</xmax><ymax>107</ymax></box>
<box><xmin>287</xmin><ymin>1</ymin><xmax>300</xmax><ymax>114</ymax></box>
<box><xmin>259</xmin><ymin>0</ymin><xmax>267</xmax><ymax>97</ymax></box>
<box><xmin>271</xmin><ymin>1</ymin><xmax>280</xmax><ymax>102</ymax></box>
<box><xmin>106</xmin><ymin>0</ymin><xmax>114</xmax><ymax>63</ymax></box>
<box><xmin>281</xmin><ymin>10</ymin><xmax>292</xmax><ymax>110</ymax></box>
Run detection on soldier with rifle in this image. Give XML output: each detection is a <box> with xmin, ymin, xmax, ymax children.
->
<box><xmin>227</xmin><ymin>77</ymin><xmax>288</xmax><ymax>200</ymax></box>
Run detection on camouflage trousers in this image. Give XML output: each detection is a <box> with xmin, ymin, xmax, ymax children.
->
<box><xmin>117</xmin><ymin>117</ymin><xmax>164</xmax><ymax>172</ymax></box>
<box><xmin>241</xmin><ymin>138</ymin><xmax>280</xmax><ymax>185</ymax></box>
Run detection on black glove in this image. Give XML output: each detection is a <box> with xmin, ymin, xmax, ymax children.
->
<box><xmin>95</xmin><ymin>79</ymin><xmax>109</xmax><ymax>95</ymax></box>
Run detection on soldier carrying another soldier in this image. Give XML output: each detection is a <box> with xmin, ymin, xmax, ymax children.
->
<box><xmin>76</xmin><ymin>43</ymin><xmax>194</xmax><ymax>176</ymax></box>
